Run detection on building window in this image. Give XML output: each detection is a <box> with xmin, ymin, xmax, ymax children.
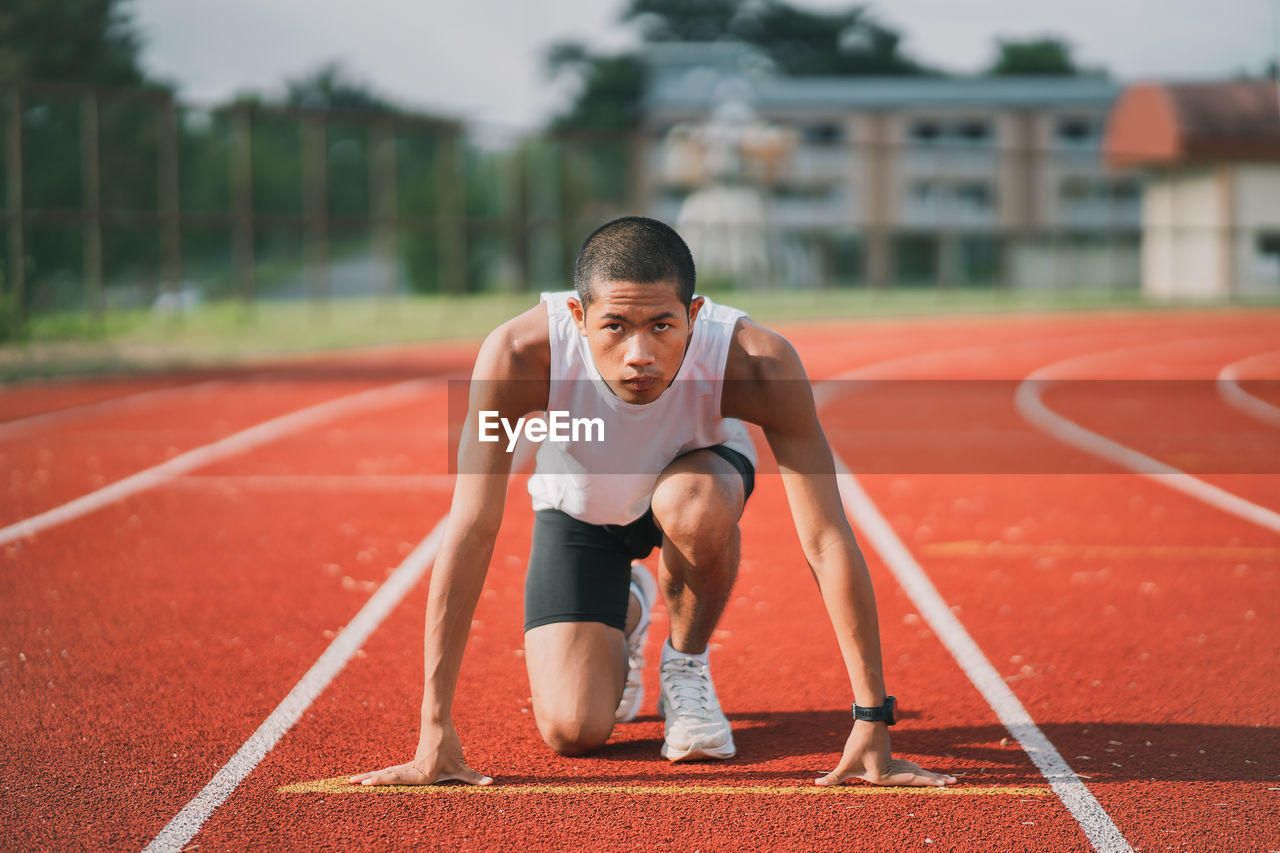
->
<box><xmin>907</xmin><ymin>180</ymin><xmax>995</xmax><ymax>213</ymax></box>
<box><xmin>1258</xmin><ymin>232</ymin><xmax>1280</xmax><ymax>258</ymax></box>
<box><xmin>1108</xmin><ymin>179</ymin><xmax>1140</xmax><ymax>202</ymax></box>
<box><xmin>1060</xmin><ymin>176</ymin><xmax>1094</xmax><ymax>202</ymax></box>
<box><xmin>1254</xmin><ymin>232</ymin><xmax>1280</xmax><ymax>284</ymax></box>
<box><xmin>909</xmin><ymin>117</ymin><xmax>993</xmax><ymax>146</ymax></box>
<box><xmin>910</xmin><ymin>180</ymin><xmax>938</xmax><ymax>203</ymax></box>
<box><xmin>1056</xmin><ymin>117</ymin><xmax>1095</xmax><ymax>143</ymax></box>
<box><xmin>955</xmin><ymin>120</ymin><xmax>991</xmax><ymax>143</ymax></box>
<box><xmin>803</xmin><ymin>122</ymin><xmax>843</xmax><ymax>145</ymax></box>
<box><xmin>909</xmin><ymin>120</ymin><xmax>941</xmax><ymax>142</ymax></box>
<box><xmin>1059</xmin><ymin>177</ymin><xmax>1141</xmax><ymax>205</ymax></box>
<box><xmin>953</xmin><ymin>181</ymin><xmax>994</xmax><ymax>210</ymax></box>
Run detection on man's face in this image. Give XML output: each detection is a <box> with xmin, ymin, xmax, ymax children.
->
<box><xmin>568</xmin><ymin>279</ymin><xmax>703</xmax><ymax>405</ymax></box>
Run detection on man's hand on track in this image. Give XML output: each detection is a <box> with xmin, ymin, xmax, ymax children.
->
<box><xmin>349</xmin><ymin>722</ymin><xmax>493</xmax><ymax>787</ymax></box>
<box><xmin>814</xmin><ymin>719</ymin><xmax>956</xmax><ymax>788</ymax></box>
<box><xmin>348</xmin><ymin>759</ymin><xmax>492</xmax><ymax>787</ymax></box>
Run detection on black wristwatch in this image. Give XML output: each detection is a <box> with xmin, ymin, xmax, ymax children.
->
<box><xmin>852</xmin><ymin>695</ymin><xmax>896</xmax><ymax>725</ymax></box>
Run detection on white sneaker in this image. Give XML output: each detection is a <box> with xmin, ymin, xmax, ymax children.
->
<box><xmin>657</xmin><ymin>644</ymin><xmax>736</xmax><ymax>761</ymax></box>
<box><xmin>615</xmin><ymin>561</ymin><xmax>656</xmax><ymax>723</ymax></box>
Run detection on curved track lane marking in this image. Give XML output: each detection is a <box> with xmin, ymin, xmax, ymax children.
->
<box><xmin>0</xmin><ymin>378</ymin><xmax>226</xmax><ymax>440</ymax></box>
<box><xmin>0</xmin><ymin>379</ymin><xmax>437</xmax><ymax>547</ymax></box>
<box><xmin>279</xmin><ymin>778</ymin><xmax>1051</xmax><ymax>796</ymax></box>
<box><xmin>141</xmin><ymin>518</ymin><xmax>449</xmax><ymax>853</ymax></box>
<box><xmin>1016</xmin><ymin>340</ymin><xmax>1280</xmax><ymax>535</ymax></box>
<box><xmin>921</xmin><ymin>540</ymin><xmax>1280</xmax><ymax>560</ymax></box>
<box><xmin>1218</xmin><ymin>349</ymin><xmax>1280</xmax><ymax>429</ymax></box>
<box><xmin>819</xmin><ymin>345</ymin><xmax>1133</xmax><ymax>853</ymax></box>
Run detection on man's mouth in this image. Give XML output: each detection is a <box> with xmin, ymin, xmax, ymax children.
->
<box><xmin>622</xmin><ymin>375</ymin><xmax>657</xmax><ymax>392</ymax></box>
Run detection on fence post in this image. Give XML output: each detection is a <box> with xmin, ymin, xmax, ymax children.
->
<box><xmin>82</xmin><ymin>91</ymin><xmax>103</xmax><ymax>324</ymax></box>
<box><xmin>230</xmin><ymin>103</ymin><xmax>255</xmax><ymax>308</ymax></box>
<box><xmin>557</xmin><ymin>134</ymin><xmax>575</xmax><ymax>284</ymax></box>
<box><xmin>5</xmin><ymin>87</ymin><xmax>25</xmax><ymax>332</ymax></box>
<box><xmin>511</xmin><ymin>142</ymin><xmax>529</xmax><ymax>292</ymax></box>
<box><xmin>436</xmin><ymin>124</ymin><xmax>466</xmax><ymax>294</ymax></box>
<box><xmin>158</xmin><ymin>96</ymin><xmax>183</xmax><ymax>308</ymax></box>
<box><xmin>370</xmin><ymin>118</ymin><xmax>398</xmax><ymax>303</ymax></box>
<box><xmin>301</xmin><ymin>111</ymin><xmax>329</xmax><ymax>312</ymax></box>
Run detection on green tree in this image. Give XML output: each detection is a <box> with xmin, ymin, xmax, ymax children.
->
<box><xmin>987</xmin><ymin>37</ymin><xmax>1079</xmax><ymax>76</ymax></box>
<box><xmin>624</xmin><ymin>0</ymin><xmax>930</xmax><ymax>76</ymax></box>
<box><xmin>1</xmin><ymin>0</ymin><xmax>169</xmax><ymax>332</ymax></box>
<box><xmin>548</xmin><ymin>0</ymin><xmax>930</xmax><ymax>130</ymax></box>
<box><xmin>0</xmin><ymin>0</ymin><xmax>150</xmax><ymax>85</ymax></box>
<box><xmin>546</xmin><ymin>44</ymin><xmax>645</xmax><ymax>130</ymax></box>
<box><xmin>284</xmin><ymin>62</ymin><xmax>393</xmax><ymax>112</ymax></box>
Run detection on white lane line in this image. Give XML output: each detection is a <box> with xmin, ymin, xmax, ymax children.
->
<box><xmin>1218</xmin><ymin>350</ymin><xmax>1280</xmax><ymax>429</ymax></box>
<box><xmin>141</xmin><ymin>516</ymin><xmax>448</xmax><ymax>853</ymax></box>
<box><xmin>0</xmin><ymin>379</ymin><xmax>437</xmax><ymax>547</ymax></box>
<box><xmin>817</xmin><ymin>355</ymin><xmax>1132</xmax><ymax>853</ymax></box>
<box><xmin>0</xmin><ymin>379</ymin><xmax>226</xmax><ymax>440</ymax></box>
<box><xmin>166</xmin><ymin>474</ymin><xmax>457</xmax><ymax>493</ymax></box>
<box><xmin>145</xmin><ymin>404</ymin><xmax>531</xmax><ymax>851</ymax></box>
<box><xmin>829</xmin><ymin>459</ymin><xmax>1131</xmax><ymax>853</ymax></box>
<box><xmin>1016</xmin><ymin>342</ymin><xmax>1280</xmax><ymax>535</ymax></box>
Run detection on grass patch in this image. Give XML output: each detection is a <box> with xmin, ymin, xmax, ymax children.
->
<box><xmin>3</xmin><ymin>286</ymin><xmax>1277</xmax><ymax>382</ymax></box>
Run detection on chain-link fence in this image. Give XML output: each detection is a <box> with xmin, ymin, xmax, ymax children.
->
<box><xmin>3</xmin><ymin>82</ymin><xmax>1277</xmax><ymax>340</ymax></box>
<box><xmin>0</xmin><ymin>83</ymin><xmax>639</xmax><ymax>338</ymax></box>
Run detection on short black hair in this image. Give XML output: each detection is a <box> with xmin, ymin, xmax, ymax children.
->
<box><xmin>573</xmin><ymin>216</ymin><xmax>696</xmax><ymax>309</ymax></box>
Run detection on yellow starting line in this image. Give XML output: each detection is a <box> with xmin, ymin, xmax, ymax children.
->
<box><xmin>280</xmin><ymin>778</ymin><xmax>1049</xmax><ymax>797</ymax></box>
<box><xmin>921</xmin><ymin>540</ymin><xmax>1280</xmax><ymax>560</ymax></box>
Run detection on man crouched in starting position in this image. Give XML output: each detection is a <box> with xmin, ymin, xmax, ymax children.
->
<box><xmin>352</xmin><ymin>216</ymin><xmax>955</xmax><ymax>788</ymax></box>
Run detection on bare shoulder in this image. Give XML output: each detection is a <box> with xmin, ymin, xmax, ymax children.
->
<box><xmin>471</xmin><ymin>301</ymin><xmax>550</xmax><ymax>415</ymax></box>
<box><xmin>722</xmin><ymin>317</ymin><xmax>813</xmax><ymax>427</ymax></box>
<box><xmin>724</xmin><ymin>317</ymin><xmax>808</xmax><ymax>385</ymax></box>
<box><xmin>475</xmin><ymin>301</ymin><xmax>551</xmax><ymax>381</ymax></box>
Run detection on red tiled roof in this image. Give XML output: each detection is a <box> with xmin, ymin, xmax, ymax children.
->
<box><xmin>1104</xmin><ymin>80</ymin><xmax>1280</xmax><ymax>166</ymax></box>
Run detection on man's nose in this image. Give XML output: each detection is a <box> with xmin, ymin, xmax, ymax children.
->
<box><xmin>624</xmin><ymin>333</ymin><xmax>655</xmax><ymax>365</ymax></box>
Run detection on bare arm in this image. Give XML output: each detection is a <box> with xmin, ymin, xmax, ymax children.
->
<box><xmin>351</xmin><ymin>306</ymin><xmax>549</xmax><ymax>786</ymax></box>
<box><xmin>724</xmin><ymin>322</ymin><xmax>954</xmax><ymax>788</ymax></box>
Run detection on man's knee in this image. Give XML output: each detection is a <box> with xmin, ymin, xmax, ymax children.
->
<box><xmin>536</xmin><ymin>714</ymin><xmax>614</xmax><ymax>756</ymax></box>
<box><xmin>651</xmin><ymin>464</ymin><xmax>742</xmax><ymax>547</ymax></box>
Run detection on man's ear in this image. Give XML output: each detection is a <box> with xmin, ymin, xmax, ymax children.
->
<box><xmin>686</xmin><ymin>296</ymin><xmax>705</xmax><ymax>330</ymax></box>
<box><xmin>567</xmin><ymin>296</ymin><xmax>588</xmax><ymax>336</ymax></box>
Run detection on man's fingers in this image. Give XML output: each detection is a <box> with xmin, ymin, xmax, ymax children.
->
<box><xmin>349</xmin><ymin>767</ymin><xmax>404</xmax><ymax>786</ymax></box>
<box><xmin>869</xmin><ymin>762</ymin><xmax>958</xmax><ymax>788</ymax></box>
<box><xmin>813</xmin><ymin>764</ymin><xmax>855</xmax><ymax>787</ymax></box>
<box><xmin>349</xmin><ymin>762</ymin><xmax>493</xmax><ymax>787</ymax></box>
<box><xmin>814</xmin><ymin>763</ymin><xmax>958</xmax><ymax>788</ymax></box>
<box><xmin>348</xmin><ymin>763</ymin><xmax>428</xmax><ymax>786</ymax></box>
<box><xmin>441</xmin><ymin>765</ymin><xmax>494</xmax><ymax>786</ymax></box>
<box><xmin>883</xmin><ymin>759</ymin><xmax>957</xmax><ymax>788</ymax></box>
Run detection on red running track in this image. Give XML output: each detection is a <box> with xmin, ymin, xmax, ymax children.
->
<box><xmin>2</xmin><ymin>309</ymin><xmax>1277</xmax><ymax>851</ymax></box>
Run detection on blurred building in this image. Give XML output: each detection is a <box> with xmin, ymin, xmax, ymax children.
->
<box><xmin>1104</xmin><ymin>79</ymin><xmax>1280</xmax><ymax>299</ymax></box>
<box><xmin>637</xmin><ymin>43</ymin><xmax>1141</xmax><ymax>289</ymax></box>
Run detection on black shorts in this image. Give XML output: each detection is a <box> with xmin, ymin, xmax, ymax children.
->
<box><xmin>523</xmin><ymin>445</ymin><xmax>755</xmax><ymax>633</ymax></box>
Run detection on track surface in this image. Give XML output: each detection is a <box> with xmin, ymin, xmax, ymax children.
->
<box><xmin>3</xmin><ymin>310</ymin><xmax>1278</xmax><ymax>851</ymax></box>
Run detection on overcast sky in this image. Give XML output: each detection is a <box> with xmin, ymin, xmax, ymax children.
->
<box><xmin>132</xmin><ymin>0</ymin><xmax>1280</xmax><ymax>128</ymax></box>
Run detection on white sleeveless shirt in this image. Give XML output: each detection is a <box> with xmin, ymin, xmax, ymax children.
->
<box><xmin>526</xmin><ymin>291</ymin><xmax>757</xmax><ymax>526</ymax></box>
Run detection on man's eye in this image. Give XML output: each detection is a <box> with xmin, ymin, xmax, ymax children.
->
<box><xmin>605</xmin><ymin>323</ymin><xmax>624</xmax><ymax>333</ymax></box>
<box><xmin>654</xmin><ymin>323</ymin><xmax>672</xmax><ymax>332</ymax></box>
